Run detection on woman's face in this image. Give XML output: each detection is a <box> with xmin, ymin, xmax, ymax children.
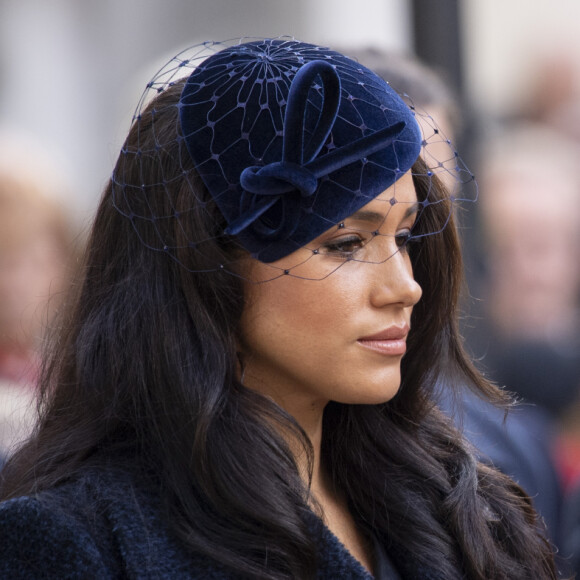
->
<box><xmin>238</xmin><ymin>172</ymin><xmax>422</xmax><ymax>416</ymax></box>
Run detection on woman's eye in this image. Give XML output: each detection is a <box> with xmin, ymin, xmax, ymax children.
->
<box><xmin>395</xmin><ymin>229</ymin><xmax>414</xmax><ymax>250</ymax></box>
<box><xmin>321</xmin><ymin>235</ymin><xmax>365</xmax><ymax>256</ymax></box>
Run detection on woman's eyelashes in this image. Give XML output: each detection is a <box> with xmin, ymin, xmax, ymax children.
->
<box><xmin>319</xmin><ymin>226</ymin><xmax>418</xmax><ymax>258</ymax></box>
<box><xmin>395</xmin><ymin>229</ymin><xmax>414</xmax><ymax>251</ymax></box>
<box><xmin>321</xmin><ymin>234</ymin><xmax>365</xmax><ymax>257</ymax></box>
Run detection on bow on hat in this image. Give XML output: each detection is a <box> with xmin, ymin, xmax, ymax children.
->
<box><xmin>231</xmin><ymin>60</ymin><xmax>405</xmax><ymax>241</ymax></box>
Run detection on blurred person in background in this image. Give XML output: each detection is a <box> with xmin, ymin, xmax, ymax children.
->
<box><xmin>475</xmin><ymin>124</ymin><xmax>580</xmax><ymax>491</ymax></box>
<box><xmin>0</xmin><ymin>132</ymin><xmax>78</xmax><ymax>465</ymax></box>
<box><xmin>513</xmin><ymin>50</ymin><xmax>580</xmax><ymax>576</ymax></box>
<box><xmin>523</xmin><ymin>49</ymin><xmax>580</xmax><ymax>145</ymax></box>
<box><xmin>477</xmin><ymin>124</ymin><xmax>580</xmax><ymax>356</ymax></box>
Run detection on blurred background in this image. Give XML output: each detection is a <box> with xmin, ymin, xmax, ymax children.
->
<box><xmin>2</xmin><ymin>0</ymin><xmax>580</xmax><ymax>571</ymax></box>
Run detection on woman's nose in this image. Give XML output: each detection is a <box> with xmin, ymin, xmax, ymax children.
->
<box><xmin>369</xmin><ymin>249</ymin><xmax>422</xmax><ymax>309</ymax></box>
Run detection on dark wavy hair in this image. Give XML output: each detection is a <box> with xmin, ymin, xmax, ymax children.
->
<box><xmin>0</xmin><ymin>82</ymin><xmax>556</xmax><ymax>579</ymax></box>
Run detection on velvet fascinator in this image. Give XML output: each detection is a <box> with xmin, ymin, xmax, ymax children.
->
<box><xmin>178</xmin><ymin>39</ymin><xmax>421</xmax><ymax>261</ymax></box>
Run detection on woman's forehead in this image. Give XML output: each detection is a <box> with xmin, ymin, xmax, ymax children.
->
<box><xmin>374</xmin><ymin>171</ymin><xmax>417</xmax><ymax>203</ymax></box>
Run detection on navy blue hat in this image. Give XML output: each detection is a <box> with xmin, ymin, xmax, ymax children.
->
<box><xmin>178</xmin><ymin>39</ymin><xmax>422</xmax><ymax>262</ymax></box>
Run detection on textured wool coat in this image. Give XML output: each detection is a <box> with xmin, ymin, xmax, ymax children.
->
<box><xmin>0</xmin><ymin>465</ymin><xmax>439</xmax><ymax>579</ymax></box>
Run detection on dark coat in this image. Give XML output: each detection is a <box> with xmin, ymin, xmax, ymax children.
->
<box><xmin>0</xmin><ymin>465</ymin><xmax>433</xmax><ymax>579</ymax></box>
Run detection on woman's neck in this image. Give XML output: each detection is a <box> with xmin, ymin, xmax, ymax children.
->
<box><xmin>283</xmin><ymin>401</ymin><xmax>375</xmax><ymax>576</ymax></box>
<box><xmin>280</xmin><ymin>398</ymin><xmax>325</xmax><ymax>493</ymax></box>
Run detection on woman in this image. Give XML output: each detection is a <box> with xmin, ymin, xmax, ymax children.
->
<box><xmin>0</xmin><ymin>39</ymin><xmax>556</xmax><ymax>579</ymax></box>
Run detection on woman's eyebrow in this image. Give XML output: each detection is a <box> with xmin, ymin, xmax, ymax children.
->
<box><xmin>403</xmin><ymin>202</ymin><xmax>421</xmax><ymax>219</ymax></box>
<box><xmin>347</xmin><ymin>202</ymin><xmax>420</xmax><ymax>226</ymax></box>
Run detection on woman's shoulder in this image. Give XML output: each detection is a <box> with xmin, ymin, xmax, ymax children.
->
<box><xmin>0</xmin><ymin>465</ymin><xmax>232</xmax><ymax>579</ymax></box>
<box><xmin>0</xmin><ymin>489</ymin><xmax>113</xmax><ymax>578</ymax></box>
<box><xmin>0</xmin><ymin>462</ymin><xmax>156</xmax><ymax>534</ymax></box>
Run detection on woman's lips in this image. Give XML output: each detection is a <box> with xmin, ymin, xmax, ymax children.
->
<box><xmin>357</xmin><ymin>326</ymin><xmax>409</xmax><ymax>356</ymax></box>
